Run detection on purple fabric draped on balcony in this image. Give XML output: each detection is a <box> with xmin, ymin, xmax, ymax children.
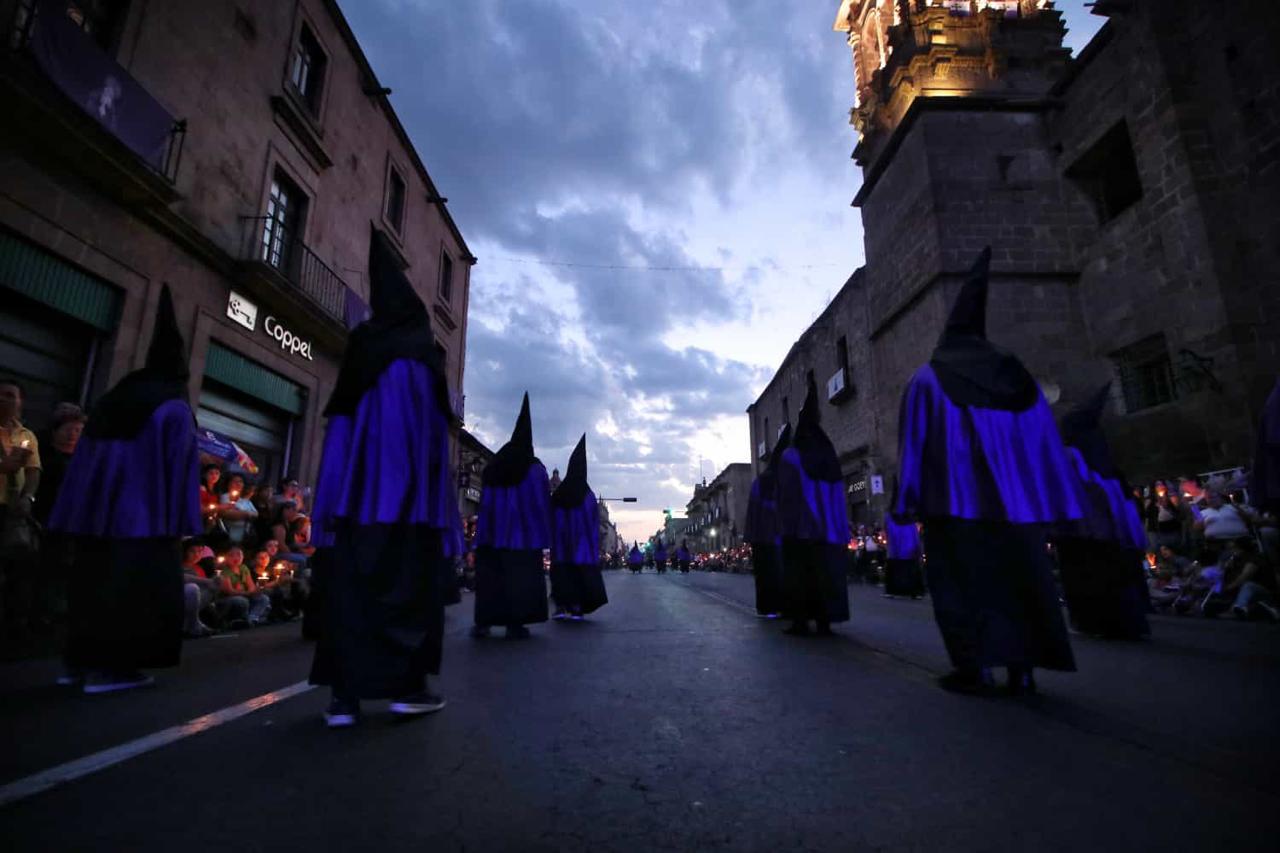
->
<box><xmin>552</xmin><ymin>490</ymin><xmax>599</xmax><ymax>566</ymax></box>
<box><xmin>311</xmin><ymin>359</ymin><xmax>457</xmax><ymax>538</ymax></box>
<box><xmin>886</xmin><ymin>516</ymin><xmax>921</xmax><ymax>561</ymax></box>
<box><xmin>776</xmin><ymin>448</ymin><xmax>850</xmax><ymax>546</ymax></box>
<box><xmin>893</xmin><ymin>364</ymin><xmax>1086</xmax><ymax>525</ymax></box>
<box><xmin>49</xmin><ymin>398</ymin><xmax>201</xmax><ymax>538</ymax></box>
<box><xmin>28</xmin><ymin>0</ymin><xmax>175</xmax><ymax>172</ymax></box>
<box><xmin>1062</xmin><ymin>448</ymin><xmax>1147</xmax><ymax>551</ymax></box>
<box><xmin>475</xmin><ymin>463</ymin><xmax>552</xmax><ymax>551</ymax></box>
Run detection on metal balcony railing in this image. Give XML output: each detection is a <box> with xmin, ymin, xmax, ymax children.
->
<box><xmin>239</xmin><ymin>216</ymin><xmax>349</xmax><ymax>325</ymax></box>
<box><xmin>11</xmin><ymin>0</ymin><xmax>186</xmax><ymax>183</ymax></box>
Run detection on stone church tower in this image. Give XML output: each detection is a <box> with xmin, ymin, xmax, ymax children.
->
<box><xmin>834</xmin><ymin>0</ymin><xmax>1103</xmax><ymax>477</ymax></box>
<box><xmin>829</xmin><ymin>0</ymin><xmax>1280</xmax><ymax>487</ymax></box>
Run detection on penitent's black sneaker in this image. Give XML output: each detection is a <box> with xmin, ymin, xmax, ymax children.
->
<box><xmin>938</xmin><ymin>669</ymin><xmax>995</xmax><ymax>697</ymax></box>
<box><xmin>389</xmin><ymin>691</ymin><xmax>447</xmax><ymax>716</ymax></box>
<box><xmin>324</xmin><ymin>698</ymin><xmax>360</xmax><ymax>728</ymax></box>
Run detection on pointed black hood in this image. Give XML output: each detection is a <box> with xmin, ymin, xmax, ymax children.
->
<box><xmin>1060</xmin><ymin>383</ymin><xmax>1121</xmax><ymax>478</ymax></box>
<box><xmin>324</xmin><ymin>228</ymin><xmax>451</xmax><ymax>417</ymax></box>
<box><xmin>484</xmin><ymin>392</ymin><xmax>541</xmax><ymax>487</ymax></box>
<box><xmin>552</xmin><ymin>433</ymin><xmax>591</xmax><ymax>508</ymax></box>
<box><xmin>85</xmin><ymin>284</ymin><xmax>191</xmax><ymax>439</ymax></box>
<box><xmin>929</xmin><ymin>247</ymin><xmax>1039</xmax><ymax>411</ymax></box>
<box><xmin>790</xmin><ymin>376</ymin><xmax>842</xmax><ymax>481</ymax></box>
<box><xmin>760</xmin><ymin>422</ymin><xmax>792</xmax><ymax>486</ymax></box>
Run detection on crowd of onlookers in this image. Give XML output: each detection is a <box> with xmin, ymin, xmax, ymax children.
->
<box><xmin>180</xmin><ymin>465</ymin><xmax>314</xmax><ymax>637</ymax></box>
<box><xmin>1142</xmin><ymin>479</ymin><xmax>1279</xmax><ymax>622</ymax></box>
<box><xmin>0</xmin><ymin>376</ymin><xmax>317</xmax><ymax>653</ymax></box>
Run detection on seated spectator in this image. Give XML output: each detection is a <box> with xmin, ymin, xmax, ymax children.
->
<box><xmin>181</xmin><ymin>542</ymin><xmax>217</xmax><ymax>638</ymax></box>
<box><xmin>1221</xmin><ymin>539</ymin><xmax>1279</xmax><ymax>622</ymax></box>
<box><xmin>199</xmin><ymin>464</ymin><xmax>222</xmax><ymax>518</ymax></box>
<box><xmin>250</xmin><ymin>549</ymin><xmax>308</xmax><ymax>620</ymax></box>
<box><xmin>218</xmin><ymin>474</ymin><xmax>259</xmax><ymax>547</ymax></box>
<box><xmin>1196</xmin><ymin>489</ymin><xmax>1255</xmax><ymax>544</ymax></box>
<box><xmin>1149</xmin><ymin>545</ymin><xmax>1198</xmax><ymax>611</ymax></box>
<box><xmin>32</xmin><ymin>403</ymin><xmax>87</xmax><ymax>630</ymax></box>
<box><xmin>1146</xmin><ymin>482</ymin><xmax>1186</xmax><ymax>551</ymax></box>
<box><xmin>269</xmin><ymin>501</ymin><xmax>314</xmax><ymax>568</ymax></box>
<box><xmin>217</xmin><ymin>546</ymin><xmax>270</xmax><ymax>626</ymax></box>
<box><xmin>271</xmin><ymin>475</ymin><xmax>307</xmax><ymax>515</ymax></box>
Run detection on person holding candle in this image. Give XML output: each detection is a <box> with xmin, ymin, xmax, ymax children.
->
<box><xmin>892</xmin><ymin>247</ymin><xmax>1084</xmax><ymax>695</ymax></box>
<box><xmin>48</xmin><ymin>286</ymin><xmax>202</xmax><ymax>693</ymax></box>
<box><xmin>218</xmin><ymin>473</ymin><xmax>259</xmax><ymax>547</ymax></box>
<box><xmin>1</xmin><ymin>379</ymin><xmax>43</xmax><ymax>639</ymax></box>
<box><xmin>218</xmin><ymin>546</ymin><xmax>270</xmax><ymax>625</ymax></box>
<box><xmin>308</xmin><ymin>230</ymin><xmax>461</xmax><ymax>726</ymax></box>
<box><xmin>472</xmin><ymin>393</ymin><xmax>551</xmax><ymax>639</ymax></box>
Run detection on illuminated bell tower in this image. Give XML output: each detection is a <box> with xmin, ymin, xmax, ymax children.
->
<box><xmin>834</xmin><ymin>1</ymin><xmax>1070</xmax><ymax>169</ymax></box>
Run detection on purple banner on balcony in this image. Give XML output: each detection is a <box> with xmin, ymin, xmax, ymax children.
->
<box><xmin>343</xmin><ymin>288</ymin><xmax>372</xmax><ymax>330</ymax></box>
<box><xmin>28</xmin><ymin>0</ymin><xmax>175</xmax><ymax>172</ymax></box>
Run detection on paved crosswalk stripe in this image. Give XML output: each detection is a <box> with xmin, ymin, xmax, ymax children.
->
<box><xmin>0</xmin><ymin>681</ymin><xmax>314</xmax><ymax>809</ymax></box>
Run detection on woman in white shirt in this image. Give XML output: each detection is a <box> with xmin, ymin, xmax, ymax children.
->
<box><xmin>218</xmin><ymin>473</ymin><xmax>260</xmax><ymax>546</ymax></box>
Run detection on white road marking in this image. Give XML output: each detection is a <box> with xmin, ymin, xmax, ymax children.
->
<box><xmin>0</xmin><ymin>681</ymin><xmax>314</xmax><ymax>809</ymax></box>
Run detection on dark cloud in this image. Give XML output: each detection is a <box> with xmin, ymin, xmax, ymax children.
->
<box><xmin>340</xmin><ymin>0</ymin><xmax>862</xmax><ymax>528</ymax></box>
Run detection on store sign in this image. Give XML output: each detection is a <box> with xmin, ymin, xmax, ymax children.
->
<box><xmin>870</xmin><ymin>475</ymin><xmax>884</xmax><ymax>495</ymax></box>
<box><xmin>227</xmin><ymin>291</ymin><xmax>258</xmax><ymax>331</ymax></box>
<box><xmin>264</xmin><ymin>315</ymin><xmax>314</xmax><ymax>361</ymax></box>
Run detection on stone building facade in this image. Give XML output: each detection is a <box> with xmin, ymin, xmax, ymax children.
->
<box><xmin>752</xmin><ymin>0</ymin><xmax>1280</xmax><ymax>527</ymax></box>
<box><xmin>747</xmin><ymin>269</ymin><xmax>883</xmax><ymax>525</ymax></box>
<box><xmin>0</xmin><ymin>0</ymin><xmax>474</xmax><ymax>492</ymax></box>
<box><xmin>683</xmin><ymin>462</ymin><xmax>753</xmax><ymax>552</ymax></box>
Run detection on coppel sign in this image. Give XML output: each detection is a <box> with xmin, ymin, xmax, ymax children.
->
<box><xmin>263</xmin><ymin>315</ymin><xmax>314</xmax><ymax>361</ymax></box>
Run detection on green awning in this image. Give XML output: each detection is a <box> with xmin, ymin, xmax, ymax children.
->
<box><xmin>204</xmin><ymin>342</ymin><xmax>306</xmax><ymax>415</ymax></box>
<box><xmin>0</xmin><ymin>230</ymin><xmax>121</xmax><ymax>331</ymax></box>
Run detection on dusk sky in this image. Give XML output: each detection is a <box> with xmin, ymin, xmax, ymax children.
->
<box><xmin>340</xmin><ymin>1</ymin><xmax>1106</xmax><ymax>543</ymax></box>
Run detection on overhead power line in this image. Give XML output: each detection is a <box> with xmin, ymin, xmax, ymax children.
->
<box><xmin>483</xmin><ymin>255</ymin><xmax>844</xmax><ymax>273</ymax></box>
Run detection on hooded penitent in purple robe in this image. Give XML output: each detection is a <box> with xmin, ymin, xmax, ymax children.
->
<box><xmin>308</xmin><ymin>229</ymin><xmax>461</xmax><ymax>702</ymax></box>
<box><xmin>1251</xmin><ymin>378</ymin><xmax>1280</xmax><ymax>516</ymax></box>
<box><xmin>776</xmin><ymin>382</ymin><xmax>850</xmax><ymax>629</ymax></box>
<box><xmin>50</xmin><ymin>285</ymin><xmax>199</xmax><ymax>675</ymax></box>
<box><xmin>883</xmin><ymin>517</ymin><xmax>925</xmax><ymax>598</ymax></box>
<box><xmin>473</xmin><ymin>393</ymin><xmax>552</xmax><ymax>629</ymax></box>
<box><xmin>628</xmin><ymin>543</ymin><xmax>643</xmax><ymax>571</ymax></box>
<box><xmin>549</xmin><ymin>435</ymin><xmax>607</xmax><ymax>617</ymax></box>
<box><xmin>745</xmin><ymin>423</ymin><xmax>790</xmax><ymax>616</ymax></box>
<box><xmin>893</xmin><ymin>247</ymin><xmax>1077</xmax><ymax>681</ymax></box>
<box><xmin>1054</xmin><ymin>384</ymin><xmax>1150</xmax><ymax>639</ymax></box>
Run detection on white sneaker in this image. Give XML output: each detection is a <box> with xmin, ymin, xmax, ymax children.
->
<box><xmin>388</xmin><ymin>692</ymin><xmax>446</xmax><ymax>716</ymax></box>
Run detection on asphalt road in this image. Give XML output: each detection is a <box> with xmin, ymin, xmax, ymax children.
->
<box><xmin>2</xmin><ymin>571</ymin><xmax>1278</xmax><ymax>852</ymax></box>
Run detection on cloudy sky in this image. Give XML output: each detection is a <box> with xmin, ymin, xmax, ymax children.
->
<box><xmin>341</xmin><ymin>1</ymin><xmax>1104</xmax><ymax>543</ymax></box>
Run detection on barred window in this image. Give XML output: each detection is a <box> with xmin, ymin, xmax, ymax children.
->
<box><xmin>1112</xmin><ymin>334</ymin><xmax>1176</xmax><ymax>413</ymax></box>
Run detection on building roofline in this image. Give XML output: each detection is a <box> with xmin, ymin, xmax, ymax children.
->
<box><xmin>321</xmin><ymin>0</ymin><xmax>477</xmax><ymax>264</ymax></box>
<box><xmin>1049</xmin><ymin>18</ymin><xmax>1116</xmax><ymax>98</ymax></box>
<box><xmin>746</xmin><ymin>267</ymin><xmax>865</xmax><ymax>412</ymax></box>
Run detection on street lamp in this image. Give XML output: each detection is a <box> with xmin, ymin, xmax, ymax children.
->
<box><xmin>598</xmin><ymin>497</ymin><xmax>638</xmax><ymax>502</ymax></box>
